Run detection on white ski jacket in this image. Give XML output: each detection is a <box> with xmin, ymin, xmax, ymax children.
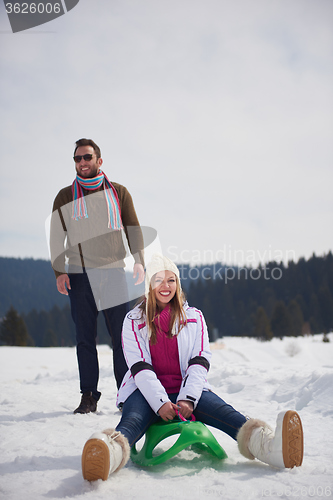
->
<box><xmin>116</xmin><ymin>302</ymin><xmax>212</xmax><ymax>414</ymax></box>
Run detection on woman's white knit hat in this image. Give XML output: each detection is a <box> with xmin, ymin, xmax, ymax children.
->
<box><xmin>145</xmin><ymin>253</ymin><xmax>180</xmax><ymax>297</ymax></box>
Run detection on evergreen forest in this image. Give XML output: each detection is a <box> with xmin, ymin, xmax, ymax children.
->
<box><xmin>0</xmin><ymin>253</ymin><xmax>332</xmax><ymax>347</ymax></box>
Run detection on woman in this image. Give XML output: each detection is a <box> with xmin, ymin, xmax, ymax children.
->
<box><xmin>81</xmin><ymin>254</ymin><xmax>303</xmax><ymax>481</ymax></box>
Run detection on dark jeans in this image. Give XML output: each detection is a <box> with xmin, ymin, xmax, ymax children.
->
<box><xmin>116</xmin><ymin>389</ymin><xmax>247</xmax><ymax>447</ymax></box>
<box><xmin>68</xmin><ymin>269</ymin><xmax>129</xmax><ymax>399</ymax></box>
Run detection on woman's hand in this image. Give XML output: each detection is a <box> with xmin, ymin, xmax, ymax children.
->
<box><xmin>177</xmin><ymin>400</ymin><xmax>194</xmax><ymax>420</ymax></box>
<box><xmin>158</xmin><ymin>402</ymin><xmax>179</xmax><ymax>422</ymax></box>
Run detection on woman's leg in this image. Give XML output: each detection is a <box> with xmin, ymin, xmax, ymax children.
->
<box><xmin>116</xmin><ymin>389</ymin><xmax>161</xmax><ymax>447</ymax></box>
<box><xmin>193</xmin><ymin>391</ymin><xmax>247</xmax><ymax>440</ymax></box>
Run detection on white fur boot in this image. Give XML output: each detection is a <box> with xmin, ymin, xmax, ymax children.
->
<box><xmin>82</xmin><ymin>428</ymin><xmax>130</xmax><ymax>481</ymax></box>
<box><xmin>237</xmin><ymin>410</ymin><xmax>303</xmax><ymax>468</ymax></box>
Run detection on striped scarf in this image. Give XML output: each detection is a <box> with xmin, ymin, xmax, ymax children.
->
<box><xmin>71</xmin><ymin>170</ymin><xmax>123</xmax><ymax>230</ymax></box>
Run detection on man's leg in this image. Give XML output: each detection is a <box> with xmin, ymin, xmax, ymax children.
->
<box><xmin>68</xmin><ymin>271</ymin><xmax>101</xmax><ymax>405</ymax></box>
<box><xmin>102</xmin><ymin>268</ymin><xmax>130</xmax><ymax>389</ymax></box>
<box><xmin>103</xmin><ymin>302</ymin><xmax>129</xmax><ymax>389</ymax></box>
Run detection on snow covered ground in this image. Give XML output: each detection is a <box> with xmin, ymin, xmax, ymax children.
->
<box><xmin>1</xmin><ymin>334</ymin><xmax>332</xmax><ymax>500</ymax></box>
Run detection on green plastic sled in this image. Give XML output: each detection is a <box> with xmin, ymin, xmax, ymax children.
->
<box><xmin>131</xmin><ymin>419</ymin><xmax>228</xmax><ymax>466</ymax></box>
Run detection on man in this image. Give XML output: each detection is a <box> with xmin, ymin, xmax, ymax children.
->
<box><xmin>50</xmin><ymin>138</ymin><xmax>145</xmax><ymax>414</ymax></box>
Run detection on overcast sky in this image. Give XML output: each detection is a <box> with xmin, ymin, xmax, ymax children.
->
<box><xmin>0</xmin><ymin>0</ymin><xmax>332</xmax><ymax>267</ymax></box>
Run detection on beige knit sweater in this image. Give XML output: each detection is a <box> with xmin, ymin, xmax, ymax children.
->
<box><xmin>50</xmin><ymin>181</ymin><xmax>144</xmax><ymax>278</ymax></box>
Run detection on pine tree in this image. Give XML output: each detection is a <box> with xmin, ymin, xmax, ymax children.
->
<box><xmin>309</xmin><ymin>293</ymin><xmax>323</xmax><ymax>333</ymax></box>
<box><xmin>288</xmin><ymin>300</ymin><xmax>304</xmax><ymax>336</ymax></box>
<box><xmin>0</xmin><ymin>306</ymin><xmax>33</xmax><ymax>346</ymax></box>
<box><xmin>42</xmin><ymin>328</ymin><xmax>58</xmax><ymax>347</ymax></box>
<box><xmin>254</xmin><ymin>306</ymin><xmax>273</xmax><ymax>341</ymax></box>
<box><xmin>318</xmin><ymin>286</ymin><xmax>333</xmax><ymax>333</ymax></box>
<box><xmin>271</xmin><ymin>301</ymin><xmax>294</xmax><ymax>339</ymax></box>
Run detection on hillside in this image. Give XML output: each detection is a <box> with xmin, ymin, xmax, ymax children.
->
<box><xmin>0</xmin><ymin>257</ymin><xmax>68</xmax><ymax>316</ymax></box>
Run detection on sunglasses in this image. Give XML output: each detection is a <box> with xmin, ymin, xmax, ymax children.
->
<box><xmin>73</xmin><ymin>154</ymin><xmax>95</xmax><ymax>163</ymax></box>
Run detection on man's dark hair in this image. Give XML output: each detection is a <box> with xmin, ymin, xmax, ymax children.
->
<box><xmin>74</xmin><ymin>138</ymin><xmax>101</xmax><ymax>159</ymax></box>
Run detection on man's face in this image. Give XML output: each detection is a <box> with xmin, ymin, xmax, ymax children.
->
<box><xmin>74</xmin><ymin>145</ymin><xmax>103</xmax><ymax>178</ymax></box>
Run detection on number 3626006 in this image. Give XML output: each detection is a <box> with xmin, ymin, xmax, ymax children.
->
<box><xmin>5</xmin><ymin>3</ymin><xmax>62</xmax><ymax>14</ymax></box>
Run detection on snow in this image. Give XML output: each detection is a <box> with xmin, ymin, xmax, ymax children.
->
<box><xmin>1</xmin><ymin>334</ymin><xmax>333</xmax><ymax>500</ymax></box>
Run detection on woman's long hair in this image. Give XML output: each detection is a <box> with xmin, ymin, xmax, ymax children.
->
<box><xmin>138</xmin><ymin>273</ymin><xmax>187</xmax><ymax>345</ymax></box>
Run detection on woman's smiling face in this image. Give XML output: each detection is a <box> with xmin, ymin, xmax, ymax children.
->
<box><xmin>152</xmin><ymin>270</ymin><xmax>177</xmax><ymax>309</ymax></box>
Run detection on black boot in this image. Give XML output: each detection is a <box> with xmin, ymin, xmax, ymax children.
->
<box><xmin>74</xmin><ymin>392</ymin><xmax>97</xmax><ymax>414</ymax></box>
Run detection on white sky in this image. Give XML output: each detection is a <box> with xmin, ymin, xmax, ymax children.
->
<box><xmin>0</xmin><ymin>0</ymin><xmax>332</xmax><ymax>266</ymax></box>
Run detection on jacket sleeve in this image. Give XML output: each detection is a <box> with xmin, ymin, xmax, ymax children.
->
<box><xmin>122</xmin><ymin>315</ymin><xmax>171</xmax><ymax>414</ymax></box>
<box><xmin>177</xmin><ymin>309</ymin><xmax>212</xmax><ymax>409</ymax></box>
<box><xmin>117</xmin><ymin>186</ymin><xmax>145</xmax><ymax>267</ymax></box>
<box><xmin>50</xmin><ymin>190</ymin><xmax>70</xmax><ymax>278</ymax></box>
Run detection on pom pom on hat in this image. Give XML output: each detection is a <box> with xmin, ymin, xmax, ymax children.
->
<box><xmin>145</xmin><ymin>254</ymin><xmax>180</xmax><ymax>297</ymax></box>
